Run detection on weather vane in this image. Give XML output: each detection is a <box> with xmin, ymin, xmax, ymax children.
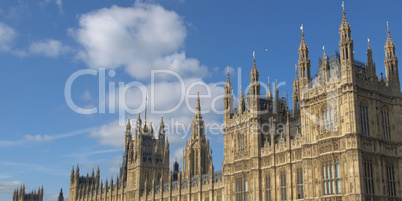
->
<box><xmin>300</xmin><ymin>24</ymin><xmax>304</xmax><ymax>33</ymax></box>
<box><xmin>253</xmin><ymin>51</ymin><xmax>255</xmax><ymax>60</ymax></box>
<box><xmin>227</xmin><ymin>66</ymin><xmax>230</xmax><ymax>75</ymax></box>
<box><xmin>387</xmin><ymin>21</ymin><xmax>389</xmax><ymax>31</ymax></box>
<box><xmin>342</xmin><ymin>1</ymin><xmax>344</xmax><ymax>11</ymax></box>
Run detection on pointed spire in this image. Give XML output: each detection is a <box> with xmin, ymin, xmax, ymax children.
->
<box><xmin>385</xmin><ymin>21</ymin><xmax>395</xmax><ymax>48</ymax></box>
<box><xmin>226</xmin><ymin>66</ymin><xmax>230</xmax><ymax>81</ymax></box>
<box><xmin>384</xmin><ymin>20</ymin><xmax>400</xmax><ymax>90</ymax></box>
<box><xmin>387</xmin><ymin>21</ymin><xmax>390</xmax><ymax>37</ymax></box>
<box><xmin>250</xmin><ymin>51</ymin><xmax>259</xmax><ymax>84</ymax></box>
<box><xmin>366</xmin><ymin>37</ymin><xmax>376</xmax><ymax>80</ymax></box>
<box><xmin>342</xmin><ymin>1</ymin><xmax>346</xmax><ymax>20</ymax></box>
<box><xmin>126</xmin><ymin>117</ymin><xmax>131</xmax><ymax>130</ymax></box>
<box><xmin>149</xmin><ymin>121</ymin><xmax>154</xmax><ymax>135</ymax></box>
<box><xmin>339</xmin><ymin>1</ymin><xmax>351</xmax><ymax>35</ymax></box>
<box><xmin>196</xmin><ymin>89</ymin><xmax>201</xmax><ymax>116</ymax></box>
<box><xmin>266</xmin><ymin>76</ymin><xmax>272</xmax><ymax>100</ymax></box>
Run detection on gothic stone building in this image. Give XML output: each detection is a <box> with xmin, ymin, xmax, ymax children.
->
<box><xmin>13</xmin><ymin>185</ymin><xmax>44</xmax><ymax>201</ymax></box>
<box><xmin>68</xmin><ymin>7</ymin><xmax>401</xmax><ymax>201</ymax></box>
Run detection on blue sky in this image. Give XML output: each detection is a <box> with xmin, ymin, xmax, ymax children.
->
<box><xmin>0</xmin><ymin>0</ymin><xmax>401</xmax><ymax>200</ymax></box>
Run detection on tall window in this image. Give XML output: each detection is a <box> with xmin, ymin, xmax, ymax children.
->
<box><xmin>266</xmin><ymin>175</ymin><xmax>271</xmax><ymax>201</ymax></box>
<box><xmin>238</xmin><ymin>135</ymin><xmax>246</xmax><ymax>152</ymax></box>
<box><xmin>386</xmin><ymin>165</ymin><xmax>396</xmax><ymax>197</ymax></box>
<box><xmin>236</xmin><ymin>177</ymin><xmax>248</xmax><ymax>201</ymax></box>
<box><xmin>360</xmin><ymin>103</ymin><xmax>370</xmax><ymax>136</ymax></box>
<box><xmin>322</xmin><ymin>106</ymin><xmax>334</xmax><ymax>130</ymax></box>
<box><xmin>381</xmin><ymin>108</ymin><xmax>391</xmax><ymax>140</ymax></box>
<box><xmin>280</xmin><ymin>173</ymin><xmax>287</xmax><ymax>201</ymax></box>
<box><xmin>297</xmin><ymin>169</ymin><xmax>304</xmax><ymax>199</ymax></box>
<box><xmin>364</xmin><ymin>160</ymin><xmax>374</xmax><ymax>195</ymax></box>
<box><xmin>323</xmin><ymin>159</ymin><xmax>341</xmax><ymax>195</ymax></box>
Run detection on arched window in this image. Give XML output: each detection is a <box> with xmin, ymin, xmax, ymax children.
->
<box><xmin>381</xmin><ymin>107</ymin><xmax>391</xmax><ymax>140</ymax></box>
<box><xmin>360</xmin><ymin>102</ymin><xmax>370</xmax><ymax>136</ymax></box>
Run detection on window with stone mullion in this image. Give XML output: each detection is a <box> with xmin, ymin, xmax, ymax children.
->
<box><xmin>266</xmin><ymin>176</ymin><xmax>271</xmax><ymax>201</ymax></box>
<box><xmin>297</xmin><ymin>169</ymin><xmax>304</xmax><ymax>199</ymax></box>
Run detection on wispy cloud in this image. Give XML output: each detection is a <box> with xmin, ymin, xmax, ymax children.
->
<box><xmin>0</xmin><ymin>181</ymin><xmax>21</xmax><ymax>193</ymax></box>
<box><xmin>0</xmin><ymin>22</ymin><xmax>17</xmax><ymax>51</ymax></box>
<box><xmin>0</xmin><ymin>126</ymin><xmax>98</xmax><ymax>148</ymax></box>
<box><xmin>40</xmin><ymin>0</ymin><xmax>63</xmax><ymax>15</ymax></box>
<box><xmin>63</xmin><ymin>148</ymin><xmax>123</xmax><ymax>158</ymax></box>
<box><xmin>28</xmin><ymin>39</ymin><xmax>70</xmax><ymax>58</ymax></box>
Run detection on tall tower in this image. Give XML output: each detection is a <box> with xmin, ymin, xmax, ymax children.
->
<box><xmin>126</xmin><ymin>113</ymin><xmax>169</xmax><ymax>198</ymax></box>
<box><xmin>298</xmin><ymin>27</ymin><xmax>311</xmax><ymax>87</ymax></box>
<box><xmin>339</xmin><ymin>3</ymin><xmax>355</xmax><ymax>83</ymax></box>
<box><xmin>384</xmin><ymin>22</ymin><xmax>400</xmax><ymax>92</ymax></box>
<box><xmin>183</xmin><ymin>91</ymin><xmax>212</xmax><ymax>178</ymax></box>
<box><xmin>121</xmin><ymin>117</ymin><xmax>132</xmax><ymax>181</ymax></box>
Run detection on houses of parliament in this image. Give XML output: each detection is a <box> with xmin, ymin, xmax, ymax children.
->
<box><xmin>68</xmin><ymin>6</ymin><xmax>401</xmax><ymax>201</ymax></box>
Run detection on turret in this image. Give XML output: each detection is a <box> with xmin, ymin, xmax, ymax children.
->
<box><xmin>70</xmin><ymin>166</ymin><xmax>74</xmax><ymax>183</ymax></box>
<box><xmin>135</xmin><ymin>112</ymin><xmax>142</xmax><ymax>137</ymax></box>
<box><xmin>238</xmin><ymin>87</ymin><xmax>245</xmax><ymax>114</ymax></box>
<box><xmin>384</xmin><ymin>21</ymin><xmax>400</xmax><ymax>91</ymax></box>
<box><xmin>273</xmin><ymin>80</ymin><xmax>280</xmax><ymax>114</ymax></box>
<box><xmin>321</xmin><ymin>46</ymin><xmax>329</xmax><ymax>84</ymax></box>
<box><xmin>191</xmin><ymin>90</ymin><xmax>205</xmax><ymax>140</ymax></box>
<box><xmin>58</xmin><ymin>188</ymin><xmax>64</xmax><ymax>201</ymax></box>
<box><xmin>339</xmin><ymin>1</ymin><xmax>355</xmax><ymax>83</ymax></box>
<box><xmin>292</xmin><ymin>69</ymin><xmax>299</xmax><ymax>117</ymax></box>
<box><xmin>298</xmin><ymin>25</ymin><xmax>311</xmax><ymax>86</ymax></box>
<box><xmin>224</xmin><ymin>66</ymin><xmax>233</xmax><ymax>119</ymax></box>
<box><xmin>266</xmin><ymin>77</ymin><xmax>273</xmax><ymax>102</ymax></box>
<box><xmin>249</xmin><ymin>51</ymin><xmax>260</xmax><ymax>115</ymax></box>
<box><xmin>366</xmin><ymin>38</ymin><xmax>377</xmax><ymax>80</ymax></box>
<box><xmin>158</xmin><ymin>115</ymin><xmax>165</xmax><ymax>142</ymax></box>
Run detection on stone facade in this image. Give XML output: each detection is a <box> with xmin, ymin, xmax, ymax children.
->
<box><xmin>13</xmin><ymin>185</ymin><xmax>44</xmax><ymax>201</ymax></box>
<box><xmin>68</xmin><ymin>7</ymin><xmax>401</xmax><ymax>201</ymax></box>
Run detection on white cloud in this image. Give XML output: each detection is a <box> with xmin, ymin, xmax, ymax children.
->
<box><xmin>90</xmin><ymin>120</ymin><xmax>126</xmax><ymax>147</ymax></box>
<box><xmin>71</xmin><ymin>3</ymin><xmax>208</xmax><ymax>79</ymax></box>
<box><xmin>0</xmin><ymin>181</ymin><xmax>21</xmax><ymax>193</ymax></box>
<box><xmin>0</xmin><ymin>22</ymin><xmax>16</xmax><ymax>51</ymax></box>
<box><xmin>23</xmin><ymin>134</ymin><xmax>53</xmax><ymax>142</ymax></box>
<box><xmin>28</xmin><ymin>39</ymin><xmax>70</xmax><ymax>58</ymax></box>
